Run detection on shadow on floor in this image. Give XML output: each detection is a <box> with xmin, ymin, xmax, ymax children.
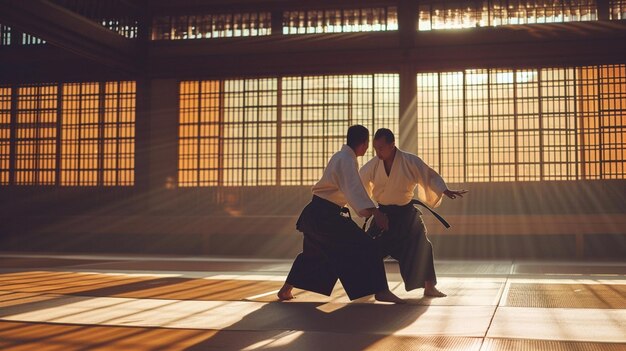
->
<box><xmin>185</xmin><ymin>300</ymin><xmax>429</xmax><ymax>350</ymax></box>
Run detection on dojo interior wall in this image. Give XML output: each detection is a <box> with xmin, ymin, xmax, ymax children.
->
<box><xmin>1</xmin><ymin>0</ymin><xmax>625</xmax><ymax>259</ymax></box>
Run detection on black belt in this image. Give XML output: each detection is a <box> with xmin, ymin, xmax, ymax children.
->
<box><xmin>363</xmin><ymin>199</ymin><xmax>450</xmax><ymax>230</ymax></box>
<box><xmin>408</xmin><ymin>199</ymin><xmax>450</xmax><ymax>228</ymax></box>
<box><xmin>312</xmin><ymin>195</ymin><xmax>352</xmax><ymax>219</ymax></box>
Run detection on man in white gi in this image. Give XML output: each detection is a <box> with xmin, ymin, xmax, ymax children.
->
<box><xmin>278</xmin><ymin>125</ymin><xmax>404</xmax><ymax>303</ymax></box>
<box><xmin>360</xmin><ymin>128</ymin><xmax>468</xmax><ymax>297</ymax></box>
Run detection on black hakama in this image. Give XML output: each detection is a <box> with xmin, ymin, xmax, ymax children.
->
<box><xmin>367</xmin><ymin>203</ymin><xmax>437</xmax><ymax>291</ymax></box>
<box><xmin>286</xmin><ymin>195</ymin><xmax>389</xmax><ymax>300</ymax></box>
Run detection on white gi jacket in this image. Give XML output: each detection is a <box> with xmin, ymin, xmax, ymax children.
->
<box><xmin>312</xmin><ymin>144</ymin><xmax>376</xmax><ymax>217</ymax></box>
<box><xmin>359</xmin><ymin>148</ymin><xmax>448</xmax><ymax>208</ymax></box>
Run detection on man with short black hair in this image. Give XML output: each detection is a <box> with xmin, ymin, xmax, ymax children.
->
<box><xmin>278</xmin><ymin>125</ymin><xmax>404</xmax><ymax>304</ymax></box>
<box><xmin>360</xmin><ymin>128</ymin><xmax>468</xmax><ymax>297</ymax></box>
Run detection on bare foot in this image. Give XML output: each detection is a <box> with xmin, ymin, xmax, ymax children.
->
<box><xmin>374</xmin><ymin>290</ymin><xmax>406</xmax><ymax>304</ymax></box>
<box><xmin>277</xmin><ymin>283</ymin><xmax>295</xmax><ymax>301</ymax></box>
<box><xmin>424</xmin><ymin>286</ymin><xmax>447</xmax><ymax>297</ymax></box>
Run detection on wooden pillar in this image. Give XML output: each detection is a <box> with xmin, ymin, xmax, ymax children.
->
<box><xmin>397</xmin><ymin>0</ymin><xmax>418</xmax><ymax>153</ymax></box>
<box><xmin>271</xmin><ymin>10</ymin><xmax>283</xmax><ymax>36</ymax></box>
<box><xmin>134</xmin><ymin>9</ymin><xmax>152</xmax><ymax>193</ymax></box>
<box><xmin>597</xmin><ymin>0</ymin><xmax>610</xmax><ymax>21</ymax></box>
<box><xmin>399</xmin><ymin>65</ymin><xmax>417</xmax><ymax>154</ymax></box>
<box><xmin>147</xmin><ymin>79</ymin><xmax>179</xmax><ymax>210</ymax></box>
<box><xmin>397</xmin><ymin>0</ymin><xmax>418</xmax><ymax>49</ymax></box>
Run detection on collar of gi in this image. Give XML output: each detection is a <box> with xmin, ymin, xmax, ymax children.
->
<box><xmin>341</xmin><ymin>144</ymin><xmax>357</xmax><ymax>160</ymax></box>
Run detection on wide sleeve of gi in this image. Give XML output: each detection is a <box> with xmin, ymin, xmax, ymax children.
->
<box><xmin>407</xmin><ymin>153</ymin><xmax>448</xmax><ymax>208</ymax></box>
<box><xmin>359</xmin><ymin>157</ymin><xmax>377</xmax><ymax>199</ymax></box>
<box><xmin>336</xmin><ymin>156</ymin><xmax>376</xmax><ymax>217</ymax></box>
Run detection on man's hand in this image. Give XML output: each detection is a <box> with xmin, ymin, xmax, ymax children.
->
<box><xmin>444</xmin><ymin>189</ymin><xmax>468</xmax><ymax>200</ymax></box>
<box><xmin>372</xmin><ymin>208</ymin><xmax>389</xmax><ymax>231</ymax></box>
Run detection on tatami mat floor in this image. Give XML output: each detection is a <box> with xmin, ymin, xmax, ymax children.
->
<box><xmin>0</xmin><ymin>253</ymin><xmax>624</xmax><ymax>350</ymax></box>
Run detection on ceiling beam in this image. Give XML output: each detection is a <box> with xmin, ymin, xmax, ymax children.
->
<box><xmin>145</xmin><ymin>21</ymin><xmax>626</xmax><ymax>77</ymax></box>
<box><xmin>0</xmin><ymin>0</ymin><xmax>139</xmax><ymax>73</ymax></box>
<box><xmin>1</xmin><ymin>17</ymin><xmax>624</xmax><ymax>81</ymax></box>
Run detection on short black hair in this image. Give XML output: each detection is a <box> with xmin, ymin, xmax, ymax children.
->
<box><xmin>374</xmin><ymin>128</ymin><xmax>395</xmax><ymax>144</ymax></box>
<box><xmin>346</xmin><ymin>125</ymin><xmax>369</xmax><ymax>148</ymax></box>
